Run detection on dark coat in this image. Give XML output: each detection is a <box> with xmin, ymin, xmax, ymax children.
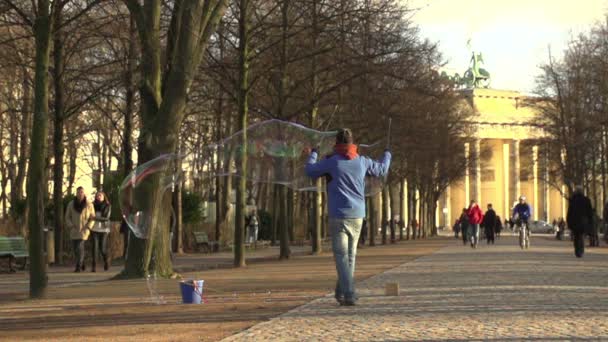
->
<box><xmin>482</xmin><ymin>208</ymin><xmax>497</xmax><ymax>235</ymax></box>
<box><xmin>459</xmin><ymin>213</ymin><xmax>469</xmax><ymax>231</ymax></box>
<box><xmin>495</xmin><ymin>216</ymin><xmax>503</xmax><ymax>233</ymax></box>
<box><xmin>567</xmin><ymin>192</ymin><xmax>593</xmax><ymax>234</ymax></box>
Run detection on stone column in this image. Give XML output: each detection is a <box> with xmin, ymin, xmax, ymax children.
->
<box><xmin>474</xmin><ymin>139</ymin><xmax>482</xmax><ymax>205</ymax></box>
<box><xmin>464</xmin><ymin>142</ymin><xmax>470</xmax><ymax>205</ymax></box>
<box><xmin>446</xmin><ymin>185</ymin><xmax>451</xmax><ymax>226</ymax></box>
<box><xmin>402</xmin><ymin>178</ymin><xmax>408</xmax><ymax>228</ymax></box>
<box><xmin>561</xmin><ymin>148</ymin><xmax>567</xmax><ymax>218</ymax></box>
<box><xmin>435</xmin><ymin>200</ymin><xmax>440</xmax><ymax>227</ymax></box>
<box><xmin>503</xmin><ymin>141</ymin><xmax>510</xmax><ymax>219</ymax></box>
<box><xmin>533</xmin><ymin>145</ymin><xmax>539</xmax><ymax>221</ymax></box>
<box><xmin>415</xmin><ymin>189</ymin><xmax>420</xmax><ymax>222</ymax></box>
<box><xmin>514</xmin><ymin>140</ymin><xmax>521</xmax><ymax>202</ymax></box>
<box><xmin>545</xmin><ymin>149</ymin><xmax>550</xmax><ymax>221</ymax></box>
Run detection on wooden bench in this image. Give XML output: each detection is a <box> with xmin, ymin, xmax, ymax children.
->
<box><xmin>193</xmin><ymin>232</ymin><xmax>219</xmax><ymax>253</ymax></box>
<box><xmin>0</xmin><ymin>236</ymin><xmax>29</xmax><ymax>272</ymax></box>
<box><xmin>228</xmin><ymin>240</ymin><xmax>271</xmax><ymax>250</ymax></box>
<box><xmin>252</xmin><ymin>240</ymin><xmax>271</xmax><ymax>249</ymax></box>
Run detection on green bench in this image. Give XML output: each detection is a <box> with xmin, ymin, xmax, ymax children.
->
<box><xmin>0</xmin><ymin>236</ymin><xmax>29</xmax><ymax>272</ymax></box>
<box><xmin>193</xmin><ymin>231</ymin><xmax>219</xmax><ymax>253</ymax></box>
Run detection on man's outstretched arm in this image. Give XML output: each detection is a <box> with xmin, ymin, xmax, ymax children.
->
<box><xmin>365</xmin><ymin>150</ymin><xmax>391</xmax><ymax>177</ymax></box>
<box><xmin>305</xmin><ymin>150</ymin><xmax>329</xmax><ymax>178</ymax></box>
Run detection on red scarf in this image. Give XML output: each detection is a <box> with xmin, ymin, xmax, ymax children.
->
<box><xmin>334</xmin><ymin>144</ymin><xmax>359</xmax><ymax>160</ymax></box>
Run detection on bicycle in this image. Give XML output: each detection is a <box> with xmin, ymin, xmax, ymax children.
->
<box><xmin>517</xmin><ymin>220</ymin><xmax>530</xmax><ymax>249</ymax></box>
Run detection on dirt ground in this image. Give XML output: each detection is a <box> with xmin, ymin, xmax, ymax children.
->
<box><xmin>0</xmin><ymin>238</ymin><xmax>447</xmax><ymax>341</ymax></box>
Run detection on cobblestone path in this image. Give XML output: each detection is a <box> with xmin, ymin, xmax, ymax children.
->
<box><xmin>223</xmin><ymin>236</ymin><xmax>608</xmax><ymax>341</ymax></box>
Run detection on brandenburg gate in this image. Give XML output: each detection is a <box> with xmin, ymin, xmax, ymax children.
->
<box><xmin>439</xmin><ymin>87</ymin><xmax>565</xmax><ymax>226</ymax></box>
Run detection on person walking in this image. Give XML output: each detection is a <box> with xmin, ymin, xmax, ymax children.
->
<box><xmin>482</xmin><ymin>203</ymin><xmax>497</xmax><ymax>244</ymax></box>
<box><xmin>495</xmin><ymin>215</ymin><xmax>502</xmax><ymax>239</ymax></box>
<box><xmin>589</xmin><ymin>212</ymin><xmax>600</xmax><ymax>247</ymax></box>
<box><xmin>306</xmin><ymin>128</ymin><xmax>391</xmax><ymax>306</ymax></box>
<box><xmin>467</xmin><ymin>200</ymin><xmax>483</xmax><ymax>248</ymax></box>
<box><xmin>567</xmin><ymin>186</ymin><xmax>593</xmax><ymax>258</ymax></box>
<box><xmin>453</xmin><ymin>219</ymin><xmax>461</xmax><ymax>239</ymax></box>
<box><xmin>91</xmin><ymin>191</ymin><xmax>112</xmax><ymax>272</ymax></box>
<box><xmin>246</xmin><ymin>208</ymin><xmax>259</xmax><ymax>244</ymax></box>
<box><xmin>359</xmin><ymin>218</ymin><xmax>368</xmax><ymax>246</ymax></box>
<box><xmin>558</xmin><ymin>218</ymin><xmax>566</xmax><ymax>241</ymax></box>
<box><xmin>459</xmin><ymin>208</ymin><xmax>469</xmax><ymax>245</ymax></box>
<box><xmin>65</xmin><ymin>187</ymin><xmax>95</xmax><ymax>272</ymax></box>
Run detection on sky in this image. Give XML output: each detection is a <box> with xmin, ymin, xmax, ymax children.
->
<box><xmin>407</xmin><ymin>0</ymin><xmax>608</xmax><ymax>93</ymax></box>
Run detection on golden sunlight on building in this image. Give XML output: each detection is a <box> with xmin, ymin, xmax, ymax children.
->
<box><xmin>438</xmin><ymin>88</ymin><xmax>565</xmax><ymax>227</ymax></box>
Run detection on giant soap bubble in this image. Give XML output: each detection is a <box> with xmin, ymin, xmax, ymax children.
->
<box><xmin>120</xmin><ymin>119</ymin><xmax>387</xmax><ymax>238</ymax></box>
<box><xmin>120</xmin><ymin>154</ymin><xmax>180</xmax><ymax>239</ymax></box>
<box><xmin>205</xmin><ymin>119</ymin><xmax>387</xmax><ymax>192</ymax></box>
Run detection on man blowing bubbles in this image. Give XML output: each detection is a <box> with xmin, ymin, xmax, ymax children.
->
<box><xmin>305</xmin><ymin>128</ymin><xmax>391</xmax><ymax>306</ymax></box>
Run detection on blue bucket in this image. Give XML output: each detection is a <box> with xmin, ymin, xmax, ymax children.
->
<box><xmin>180</xmin><ymin>280</ymin><xmax>205</xmax><ymax>304</ymax></box>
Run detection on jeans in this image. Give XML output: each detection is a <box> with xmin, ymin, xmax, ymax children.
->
<box><xmin>330</xmin><ymin>218</ymin><xmax>363</xmax><ymax>300</ymax></box>
<box><xmin>72</xmin><ymin>239</ymin><xmax>85</xmax><ymax>267</ymax></box>
<box><xmin>247</xmin><ymin>225</ymin><xmax>258</xmax><ymax>243</ymax></box>
<box><xmin>91</xmin><ymin>232</ymin><xmax>109</xmax><ymax>268</ymax></box>
<box><xmin>470</xmin><ymin>224</ymin><xmax>480</xmax><ymax>245</ymax></box>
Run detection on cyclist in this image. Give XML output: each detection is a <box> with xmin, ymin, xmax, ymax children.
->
<box><xmin>513</xmin><ymin>196</ymin><xmax>532</xmax><ymax>244</ymax></box>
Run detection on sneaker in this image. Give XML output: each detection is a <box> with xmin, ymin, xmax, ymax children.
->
<box><xmin>334</xmin><ymin>282</ymin><xmax>344</xmax><ymax>305</ymax></box>
<box><xmin>342</xmin><ymin>298</ymin><xmax>356</xmax><ymax>306</ymax></box>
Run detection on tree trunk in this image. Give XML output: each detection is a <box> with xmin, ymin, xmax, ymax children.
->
<box><xmin>67</xmin><ymin>137</ymin><xmax>76</xmax><ymax>195</ymax></box>
<box><xmin>311</xmin><ymin>182</ymin><xmax>322</xmax><ymax>253</ymax></box>
<box><xmin>175</xmin><ymin>180</ymin><xmax>183</xmax><ymax>254</ymax></box>
<box><xmin>173</xmin><ymin>141</ymin><xmax>184</xmax><ymax>255</ymax></box>
<box><xmin>123</xmin><ymin>15</ymin><xmax>136</xmax><ymax>177</ymax></box>
<box><xmin>12</xmin><ymin>68</ymin><xmax>30</xmax><ymax>205</ymax></box>
<box><xmin>381</xmin><ymin>187</ymin><xmax>389</xmax><ymax>244</ymax></box>
<box><xmin>601</xmin><ymin>129</ymin><xmax>607</xmax><ymax>209</ymax></box>
<box><xmin>287</xmin><ymin>187</ymin><xmax>295</xmax><ymax>242</ymax></box>
<box><xmin>27</xmin><ymin>0</ymin><xmax>54</xmax><ymax>298</ymax></box>
<box><xmin>309</xmin><ymin>0</ymin><xmax>322</xmax><ymax>255</ymax></box>
<box><xmin>271</xmin><ymin>184</ymin><xmax>278</xmax><ymax>244</ymax></box>
<box><xmin>124</xmin><ymin>0</ymin><xmax>228</xmax><ymax>278</ymax></box>
<box><xmin>369</xmin><ymin>193</ymin><xmax>376</xmax><ymax>246</ymax></box>
<box><xmin>234</xmin><ymin>0</ymin><xmax>250</xmax><ymax>268</ymax></box>
<box><xmin>399</xmin><ymin>178</ymin><xmax>406</xmax><ymax>240</ymax></box>
<box><xmin>52</xmin><ymin>22</ymin><xmax>66</xmax><ymax>265</ymax></box>
<box><xmin>279</xmin><ymin>185</ymin><xmax>291</xmax><ymax>259</ymax></box>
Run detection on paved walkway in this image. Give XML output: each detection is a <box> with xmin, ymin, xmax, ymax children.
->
<box><xmin>224</xmin><ymin>236</ymin><xmax>608</xmax><ymax>341</ymax></box>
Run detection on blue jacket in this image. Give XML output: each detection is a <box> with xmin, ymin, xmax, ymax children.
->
<box><xmin>513</xmin><ymin>203</ymin><xmax>532</xmax><ymax>221</ymax></box>
<box><xmin>305</xmin><ymin>150</ymin><xmax>391</xmax><ymax>218</ymax></box>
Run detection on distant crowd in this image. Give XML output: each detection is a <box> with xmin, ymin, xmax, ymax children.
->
<box><xmin>451</xmin><ymin>187</ymin><xmax>604</xmax><ymax>258</ymax></box>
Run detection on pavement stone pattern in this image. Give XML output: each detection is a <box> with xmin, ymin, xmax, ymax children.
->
<box><xmin>223</xmin><ymin>236</ymin><xmax>608</xmax><ymax>341</ymax></box>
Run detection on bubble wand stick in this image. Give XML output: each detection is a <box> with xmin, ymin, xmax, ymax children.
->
<box><xmin>386</xmin><ymin>117</ymin><xmax>392</xmax><ymax>150</ymax></box>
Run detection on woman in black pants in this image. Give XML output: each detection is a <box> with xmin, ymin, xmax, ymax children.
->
<box><xmin>91</xmin><ymin>191</ymin><xmax>112</xmax><ymax>272</ymax></box>
<box><xmin>65</xmin><ymin>187</ymin><xmax>95</xmax><ymax>272</ymax></box>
